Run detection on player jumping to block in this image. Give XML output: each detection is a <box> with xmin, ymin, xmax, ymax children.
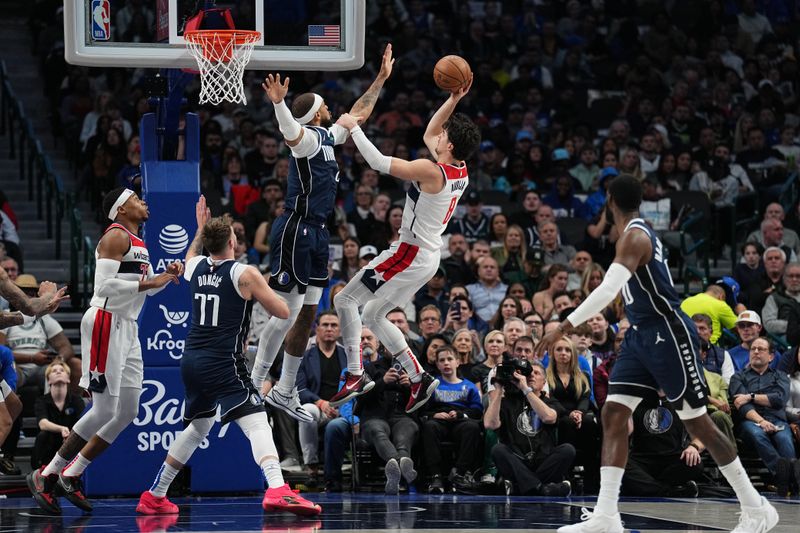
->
<box><xmin>250</xmin><ymin>45</ymin><xmax>394</xmax><ymax>423</ymax></box>
<box><xmin>329</xmin><ymin>81</ymin><xmax>480</xmax><ymax>413</ymax></box>
<box><xmin>539</xmin><ymin>175</ymin><xmax>778</xmax><ymax>533</ymax></box>
<box><xmin>137</xmin><ymin>196</ymin><xmax>321</xmax><ymax>516</ymax></box>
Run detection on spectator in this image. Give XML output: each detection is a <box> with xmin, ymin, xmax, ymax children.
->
<box><xmin>691</xmin><ymin>313</ymin><xmax>735</xmax><ymax>384</ymax></box>
<box><xmin>539</xmin><ymin>223</ymin><xmax>577</xmax><ymax>265</ymax></box>
<box><xmin>570</xmin><ymin>145</ymin><xmax>600</xmax><ymax>193</ymax></box>
<box><xmin>484</xmin><ymin>358</ymin><xmax>574</xmax><ymax>496</ymax></box>
<box><xmin>1</xmin><ymin>275</ymin><xmax>81</xmax><ymax>392</ymax></box>
<box><xmin>244</xmin><ymin>134</ymin><xmax>280</xmax><ymax>182</ymax></box>
<box><xmin>448</xmin><ymin>191</ymin><xmax>490</xmax><ymax>243</ymax></box>
<box><xmin>761</xmin><ymin>262</ymin><xmax>800</xmax><ymax>339</ymax></box>
<box><xmin>0</xmin><ymin>210</ymin><xmax>20</xmax><ymax>269</ymax></box>
<box><xmin>492</xmin><ymin>225</ymin><xmax>528</xmax><ymax>285</ymax></box>
<box><xmin>490</xmin><ymin>297</ymin><xmax>523</xmax><ymax>332</ymax></box>
<box><xmin>471</xmin><ymin>330</ymin><xmax>505</xmax><ymax>395</ymax></box>
<box><xmin>416</xmin><ymin>305</ymin><xmax>443</xmax><ymax>342</ymax></box>
<box><xmin>421</xmin><ymin>333</ymin><xmax>448</xmax><ymax>374</ymax></box>
<box><xmin>733</xmin><ymin>242</ymin><xmax>765</xmax><ymax>290</ymax></box>
<box><xmin>422</xmin><ymin>345</ymin><xmax>483</xmax><ymax>494</ymax></box>
<box><xmin>523</xmin><ymin>312</ymin><xmax>545</xmax><ymax>343</ymax></box>
<box><xmin>729</xmin><ymin>337</ymin><xmax>795</xmax><ymax>483</ymax></box>
<box><xmin>386</xmin><ymin>308</ymin><xmax>423</xmax><ymax>355</ymax></box>
<box><xmin>594</xmin><ymin>329</ymin><xmax>625</xmax><ymax>411</ymax></box>
<box><xmin>466</xmin><ymin>257</ymin><xmax>507</xmax><ymax>323</ymax></box>
<box><xmin>523</xmin><ymin>205</ymin><xmax>557</xmax><ymax>248</ymax></box>
<box><xmin>333</xmin><ymin>237</ymin><xmax>362</xmax><ymax>284</ymax></box>
<box><xmin>728</xmin><ymin>310</ymin><xmax>779</xmax><ymax>372</ymax></box>
<box><xmin>737</xmin><ymin>0</ymin><xmax>773</xmax><ymax>45</ymax></box>
<box><xmin>244</xmin><ymin>179</ymin><xmax>284</xmax><ymax>241</ymax></box>
<box><xmin>32</xmin><ymin>361</ymin><xmax>84</xmax><ymax>469</ymax></box>
<box><xmin>488</xmin><ymin>213</ymin><xmax>508</xmax><ymax>248</ymax></box>
<box><xmin>296</xmin><ymin>312</ymin><xmax>347</xmax><ymax>475</ymax></box>
<box><xmin>442</xmin><ymin>294</ymin><xmax>488</xmax><ymax>337</ymax></box>
<box><xmin>680</xmin><ymin>285</ymin><xmax>742</xmax><ymax>345</ymax></box>
<box><xmin>542</xmin><ymin>175</ymin><xmax>588</xmax><ymax>220</ymax></box>
<box><xmin>703</xmin><ymin>366</ymin><xmax>737</xmax><ymax>451</ymax></box>
<box><xmin>502</xmin><ymin>318</ymin><xmax>527</xmax><ymax>354</ymax></box>
<box><xmin>532</xmin><ymin>264</ymin><xmax>570</xmax><ymax>320</ymax></box>
<box><xmin>567</xmin><ymin>251</ymin><xmax>592</xmax><ymax>292</ymax></box>
<box><xmin>347</xmin><ymin>185</ymin><xmax>377</xmax><ymax>244</ymax></box>
<box><xmin>742</xmin><ymin>246</ymin><xmax>787</xmax><ymax>314</ymax></box>
<box><xmin>442</xmin><ymin>233</ymin><xmax>476</xmax><ymax>286</ymax></box>
<box><xmin>621</xmin><ymin>391</ymin><xmax>705</xmax><ymax>497</ymax></box>
<box><xmin>452</xmin><ymin>328</ymin><xmax>480</xmax><ymax>372</ymax></box>
<box><xmin>509</xmin><ymin>191</ymin><xmax>542</xmax><ymax>230</ymax></box>
<box><xmin>414</xmin><ymin>267</ymin><xmax>449</xmax><ymax>319</ymax></box>
<box><xmin>747</xmin><ymin>203</ymin><xmax>800</xmax><ymax>258</ymax></box>
<box><xmin>512</xmin><ymin>336</ymin><xmax>536</xmax><ymax>363</ymax></box>
<box><xmin>358</xmin><ymin>326</ymin><xmax>419</xmax><ymax>495</ymax></box>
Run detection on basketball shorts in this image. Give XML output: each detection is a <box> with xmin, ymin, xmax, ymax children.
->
<box><xmin>269</xmin><ymin>211</ymin><xmax>330</xmax><ymax>294</ymax></box>
<box><xmin>360</xmin><ymin>241</ymin><xmax>439</xmax><ymax>303</ymax></box>
<box><xmin>609</xmin><ymin>312</ymin><xmax>709</xmax><ymax>409</ymax></box>
<box><xmin>79</xmin><ymin>307</ymin><xmax>143</xmax><ymax>396</ymax></box>
<box><xmin>181</xmin><ymin>349</ymin><xmax>263</xmax><ymax>425</ymax></box>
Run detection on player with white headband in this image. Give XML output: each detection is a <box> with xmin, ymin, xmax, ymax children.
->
<box><xmin>28</xmin><ymin>188</ymin><xmax>183</xmax><ymax>515</ymax></box>
<box><xmin>250</xmin><ymin>45</ymin><xmax>394</xmax><ymax>423</ymax></box>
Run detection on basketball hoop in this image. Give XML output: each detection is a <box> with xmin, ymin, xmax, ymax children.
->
<box><xmin>185</xmin><ymin>30</ymin><xmax>261</xmax><ymax>105</ymax></box>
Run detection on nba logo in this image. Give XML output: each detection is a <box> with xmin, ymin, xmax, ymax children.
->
<box><xmin>91</xmin><ymin>0</ymin><xmax>111</xmax><ymax>41</ymax></box>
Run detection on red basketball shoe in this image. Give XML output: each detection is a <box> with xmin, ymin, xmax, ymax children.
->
<box><xmin>262</xmin><ymin>484</ymin><xmax>322</xmax><ymax>516</ymax></box>
<box><xmin>328</xmin><ymin>371</ymin><xmax>374</xmax><ymax>407</ymax></box>
<box><xmin>136</xmin><ymin>490</ymin><xmax>179</xmax><ymax>515</ymax></box>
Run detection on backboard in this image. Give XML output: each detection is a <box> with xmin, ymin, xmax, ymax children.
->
<box><xmin>64</xmin><ymin>0</ymin><xmax>365</xmax><ymax>71</ymax></box>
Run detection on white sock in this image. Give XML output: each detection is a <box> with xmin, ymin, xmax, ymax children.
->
<box><xmin>149</xmin><ymin>462</ymin><xmax>180</xmax><ymax>498</ymax></box>
<box><xmin>261</xmin><ymin>459</ymin><xmax>284</xmax><ymax>489</ymax></box>
<box><xmin>345</xmin><ymin>344</ymin><xmax>363</xmax><ymax>375</ymax></box>
<box><xmin>719</xmin><ymin>457</ymin><xmax>762</xmax><ymax>508</ymax></box>
<box><xmin>276</xmin><ymin>352</ymin><xmax>302</xmax><ymax>394</ymax></box>
<box><xmin>396</xmin><ymin>348</ymin><xmax>422</xmax><ymax>382</ymax></box>
<box><xmin>42</xmin><ymin>453</ymin><xmax>70</xmax><ymax>476</ymax></box>
<box><xmin>62</xmin><ymin>453</ymin><xmax>91</xmax><ymax>478</ymax></box>
<box><xmin>594</xmin><ymin>466</ymin><xmax>624</xmax><ymax>515</ymax></box>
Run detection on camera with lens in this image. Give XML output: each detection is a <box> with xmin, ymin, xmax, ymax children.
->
<box><xmin>492</xmin><ymin>357</ymin><xmax>533</xmax><ymax>386</ymax></box>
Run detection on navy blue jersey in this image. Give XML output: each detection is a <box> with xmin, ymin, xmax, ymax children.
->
<box><xmin>185</xmin><ymin>257</ymin><xmax>253</xmax><ymax>354</ymax></box>
<box><xmin>621</xmin><ymin>218</ymin><xmax>682</xmax><ymax>325</ymax></box>
<box><xmin>286</xmin><ymin>126</ymin><xmax>339</xmax><ymax>222</ymax></box>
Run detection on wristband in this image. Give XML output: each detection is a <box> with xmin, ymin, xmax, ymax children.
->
<box><xmin>750</xmin><ymin>392</ymin><xmax>755</xmax><ymax>401</ymax></box>
<box><xmin>688</xmin><ymin>442</ymin><xmax>700</xmax><ymax>451</ymax></box>
<box><xmin>522</xmin><ymin>386</ymin><xmax>534</xmax><ymax>396</ymax></box>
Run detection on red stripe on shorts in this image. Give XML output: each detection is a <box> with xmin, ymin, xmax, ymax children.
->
<box><xmin>374</xmin><ymin>242</ymin><xmax>409</xmax><ymax>274</ymax></box>
<box><xmin>90</xmin><ymin>309</ymin><xmax>112</xmax><ymax>373</ymax></box>
<box><xmin>379</xmin><ymin>244</ymin><xmax>419</xmax><ymax>281</ymax></box>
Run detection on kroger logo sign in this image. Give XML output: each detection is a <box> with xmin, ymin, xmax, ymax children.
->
<box><xmin>159</xmin><ymin>224</ymin><xmax>189</xmax><ymax>255</ymax></box>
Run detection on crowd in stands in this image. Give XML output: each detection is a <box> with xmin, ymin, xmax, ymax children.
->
<box><xmin>3</xmin><ymin>0</ymin><xmax>800</xmax><ymax>496</ymax></box>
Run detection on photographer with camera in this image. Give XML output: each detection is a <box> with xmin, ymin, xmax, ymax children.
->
<box><xmin>484</xmin><ymin>356</ymin><xmax>575</xmax><ymax>496</ymax></box>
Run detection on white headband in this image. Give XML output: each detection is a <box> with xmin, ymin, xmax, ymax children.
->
<box><xmin>296</xmin><ymin>94</ymin><xmax>323</xmax><ymax>125</ymax></box>
<box><xmin>108</xmin><ymin>189</ymin><xmax>135</xmax><ymax>221</ymax></box>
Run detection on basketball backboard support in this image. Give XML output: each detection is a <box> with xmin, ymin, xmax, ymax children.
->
<box><xmin>64</xmin><ymin>0</ymin><xmax>365</xmax><ymax>71</ymax></box>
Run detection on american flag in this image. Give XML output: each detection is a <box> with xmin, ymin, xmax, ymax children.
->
<box><xmin>308</xmin><ymin>25</ymin><xmax>340</xmax><ymax>46</ymax></box>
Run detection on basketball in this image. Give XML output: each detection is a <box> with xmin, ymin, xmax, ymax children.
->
<box><xmin>433</xmin><ymin>55</ymin><xmax>472</xmax><ymax>92</ymax></box>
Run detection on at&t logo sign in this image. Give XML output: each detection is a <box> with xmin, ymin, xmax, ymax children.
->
<box><xmin>155</xmin><ymin>224</ymin><xmax>189</xmax><ymax>271</ymax></box>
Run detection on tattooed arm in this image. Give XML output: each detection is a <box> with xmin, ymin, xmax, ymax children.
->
<box><xmin>0</xmin><ymin>267</ymin><xmax>67</xmax><ymax>317</ymax></box>
<box><xmin>348</xmin><ymin>44</ymin><xmax>395</xmax><ymax>123</ymax></box>
<box><xmin>0</xmin><ymin>310</ymin><xmax>24</xmax><ymax>328</ymax></box>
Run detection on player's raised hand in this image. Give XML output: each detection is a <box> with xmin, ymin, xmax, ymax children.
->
<box><xmin>377</xmin><ymin>43</ymin><xmax>395</xmax><ymax>81</ymax></box>
<box><xmin>262</xmin><ymin>74</ymin><xmax>290</xmax><ymax>104</ymax></box>
<box><xmin>452</xmin><ymin>74</ymin><xmax>473</xmax><ymax>101</ymax></box>
<box><xmin>535</xmin><ymin>325</ymin><xmax>564</xmax><ymax>360</ymax></box>
<box><xmin>166</xmin><ymin>260</ymin><xmax>184</xmax><ymax>279</ymax></box>
<box><xmin>40</xmin><ymin>285</ymin><xmax>70</xmax><ymax>316</ymax></box>
<box><xmin>335</xmin><ymin>113</ymin><xmax>362</xmax><ymax>130</ymax></box>
<box><xmin>195</xmin><ymin>195</ymin><xmax>211</xmax><ymax>230</ymax></box>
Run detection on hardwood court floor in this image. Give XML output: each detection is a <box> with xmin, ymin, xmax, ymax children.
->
<box><xmin>0</xmin><ymin>493</ymin><xmax>798</xmax><ymax>532</ymax></box>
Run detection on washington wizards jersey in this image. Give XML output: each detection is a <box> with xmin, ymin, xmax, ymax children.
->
<box><xmin>400</xmin><ymin>162</ymin><xmax>469</xmax><ymax>250</ymax></box>
<box><xmin>286</xmin><ymin>126</ymin><xmax>339</xmax><ymax>222</ymax></box>
<box><xmin>185</xmin><ymin>257</ymin><xmax>253</xmax><ymax>355</ymax></box>
<box><xmin>90</xmin><ymin>223</ymin><xmax>151</xmax><ymax>320</ymax></box>
<box><xmin>620</xmin><ymin>218</ymin><xmax>682</xmax><ymax>325</ymax></box>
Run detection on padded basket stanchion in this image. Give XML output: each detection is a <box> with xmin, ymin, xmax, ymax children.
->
<box><xmin>185</xmin><ymin>30</ymin><xmax>261</xmax><ymax>105</ymax></box>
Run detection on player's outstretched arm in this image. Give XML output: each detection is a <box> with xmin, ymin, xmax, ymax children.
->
<box><xmin>95</xmin><ymin>229</ymin><xmax>178</xmax><ymax>297</ymax></box>
<box><xmin>262</xmin><ymin>73</ymin><xmax>304</xmax><ymax>147</ymax></box>
<box><xmin>238</xmin><ymin>267</ymin><xmax>290</xmax><ymax>320</ymax></box>
<box><xmin>536</xmin><ymin>229</ymin><xmax>650</xmax><ymax>359</ymax></box>
<box><xmin>336</xmin><ymin>113</ymin><xmax>442</xmax><ymax>186</ymax></box>
<box><xmin>348</xmin><ymin>43</ymin><xmax>394</xmax><ymax>123</ymax></box>
<box><xmin>423</xmin><ymin>76</ymin><xmax>473</xmax><ymax>157</ymax></box>
<box><xmin>0</xmin><ymin>267</ymin><xmax>68</xmax><ymax>318</ymax></box>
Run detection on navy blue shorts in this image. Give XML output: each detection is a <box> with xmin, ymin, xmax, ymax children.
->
<box><xmin>609</xmin><ymin>312</ymin><xmax>709</xmax><ymax>409</ymax></box>
<box><xmin>268</xmin><ymin>211</ymin><xmax>330</xmax><ymax>294</ymax></box>
<box><xmin>181</xmin><ymin>349</ymin><xmax>263</xmax><ymax>425</ymax></box>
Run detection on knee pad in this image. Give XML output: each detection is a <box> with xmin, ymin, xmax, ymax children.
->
<box><xmin>304</xmin><ymin>285</ymin><xmax>323</xmax><ymax>305</ymax></box>
<box><xmin>169</xmin><ymin>417</ymin><xmax>215</xmax><ymax>465</ymax></box>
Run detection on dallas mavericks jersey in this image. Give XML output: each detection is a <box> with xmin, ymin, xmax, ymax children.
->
<box><xmin>286</xmin><ymin>126</ymin><xmax>339</xmax><ymax>221</ymax></box>
<box><xmin>185</xmin><ymin>258</ymin><xmax>253</xmax><ymax>355</ymax></box>
<box><xmin>401</xmin><ymin>163</ymin><xmax>469</xmax><ymax>250</ymax></box>
<box><xmin>90</xmin><ymin>223</ymin><xmax>151</xmax><ymax>320</ymax></box>
<box><xmin>621</xmin><ymin>218</ymin><xmax>682</xmax><ymax>325</ymax></box>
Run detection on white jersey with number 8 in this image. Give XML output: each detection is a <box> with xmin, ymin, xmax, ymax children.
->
<box><xmin>399</xmin><ymin>162</ymin><xmax>469</xmax><ymax>250</ymax></box>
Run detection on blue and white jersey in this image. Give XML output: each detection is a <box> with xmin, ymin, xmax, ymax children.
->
<box><xmin>285</xmin><ymin>125</ymin><xmax>345</xmax><ymax>222</ymax></box>
<box><xmin>184</xmin><ymin>256</ymin><xmax>253</xmax><ymax>355</ymax></box>
<box><xmin>620</xmin><ymin>218</ymin><xmax>682</xmax><ymax>325</ymax></box>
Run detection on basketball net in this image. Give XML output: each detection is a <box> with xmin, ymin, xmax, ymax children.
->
<box><xmin>185</xmin><ymin>30</ymin><xmax>260</xmax><ymax>105</ymax></box>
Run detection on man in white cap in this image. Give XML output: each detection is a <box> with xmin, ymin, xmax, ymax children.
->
<box><xmin>728</xmin><ymin>310</ymin><xmax>781</xmax><ymax>371</ymax></box>
<box><xmin>251</xmin><ymin>45</ymin><xmax>395</xmax><ymax>422</ymax></box>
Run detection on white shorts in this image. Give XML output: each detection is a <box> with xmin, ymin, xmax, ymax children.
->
<box><xmin>361</xmin><ymin>242</ymin><xmax>440</xmax><ymax>303</ymax></box>
<box><xmin>79</xmin><ymin>307</ymin><xmax>143</xmax><ymax>396</ymax></box>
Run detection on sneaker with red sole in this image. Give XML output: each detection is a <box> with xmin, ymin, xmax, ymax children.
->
<box><xmin>406</xmin><ymin>372</ymin><xmax>439</xmax><ymax>413</ymax></box>
<box><xmin>262</xmin><ymin>484</ymin><xmax>322</xmax><ymax>516</ymax></box>
<box><xmin>58</xmin><ymin>474</ymin><xmax>93</xmax><ymax>512</ymax></box>
<box><xmin>328</xmin><ymin>372</ymin><xmax>374</xmax><ymax>407</ymax></box>
<box><xmin>135</xmin><ymin>514</ymin><xmax>179</xmax><ymax>533</ymax></box>
<box><xmin>136</xmin><ymin>490</ymin><xmax>179</xmax><ymax>515</ymax></box>
<box><xmin>26</xmin><ymin>466</ymin><xmax>61</xmax><ymax>515</ymax></box>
